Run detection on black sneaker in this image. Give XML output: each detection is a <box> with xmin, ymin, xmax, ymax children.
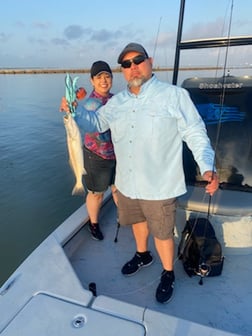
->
<box><xmin>88</xmin><ymin>222</ymin><xmax>104</xmax><ymax>241</ymax></box>
<box><xmin>156</xmin><ymin>270</ymin><xmax>175</xmax><ymax>304</ymax></box>
<box><xmin>121</xmin><ymin>251</ymin><xmax>153</xmax><ymax>276</ymax></box>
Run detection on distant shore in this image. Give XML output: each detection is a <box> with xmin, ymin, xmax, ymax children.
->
<box><xmin>0</xmin><ymin>66</ymin><xmax>251</xmax><ymax>75</ymax></box>
<box><xmin>0</xmin><ymin>66</ymin><xmax>228</xmax><ymax>75</ymax></box>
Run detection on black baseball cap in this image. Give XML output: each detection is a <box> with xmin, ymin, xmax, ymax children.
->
<box><xmin>90</xmin><ymin>61</ymin><xmax>112</xmax><ymax>77</ymax></box>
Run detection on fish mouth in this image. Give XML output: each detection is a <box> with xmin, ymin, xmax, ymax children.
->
<box><xmin>63</xmin><ymin>114</ymin><xmax>70</xmax><ymax>123</ymax></box>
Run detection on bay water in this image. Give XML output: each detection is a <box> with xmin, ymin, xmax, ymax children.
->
<box><xmin>0</xmin><ymin>73</ymin><xmax>81</xmax><ymax>285</ymax></box>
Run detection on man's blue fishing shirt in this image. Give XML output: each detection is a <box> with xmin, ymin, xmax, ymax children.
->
<box><xmin>75</xmin><ymin>74</ymin><xmax>215</xmax><ymax>200</ymax></box>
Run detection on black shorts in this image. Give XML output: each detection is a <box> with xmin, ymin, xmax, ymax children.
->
<box><xmin>83</xmin><ymin>146</ymin><xmax>116</xmax><ymax>193</ymax></box>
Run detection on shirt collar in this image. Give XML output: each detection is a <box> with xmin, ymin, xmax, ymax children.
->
<box><xmin>90</xmin><ymin>90</ymin><xmax>113</xmax><ymax>105</ymax></box>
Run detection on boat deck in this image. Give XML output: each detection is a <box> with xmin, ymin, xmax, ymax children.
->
<box><xmin>64</xmin><ymin>197</ymin><xmax>252</xmax><ymax>336</ymax></box>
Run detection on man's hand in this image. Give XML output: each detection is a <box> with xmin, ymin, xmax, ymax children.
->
<box><xmin>203</xmin><ymin>171</ymin><xmax>219</xmax><ymax>196</ymax></box>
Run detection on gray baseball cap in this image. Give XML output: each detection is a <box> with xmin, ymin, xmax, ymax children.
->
<box><xmin>117</xmin><ymin>43</ymin><xmax>149</xmax><ymax>64</ymax></box>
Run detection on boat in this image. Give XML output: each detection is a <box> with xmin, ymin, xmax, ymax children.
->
<box><xmin>181</xmin><ymin>74</ymin><xmax>252</xmax><ymax>193</ymax></box>
<box><xmin>1</xmin><ymin>1</ymin><xmax>252</xmax><ymax>335</ymax></box>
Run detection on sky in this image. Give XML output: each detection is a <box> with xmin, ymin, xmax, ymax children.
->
<box><xmin>0</xmin><ymin>0</ymin><xmax>252</xmax><ymax>69</ymax></box>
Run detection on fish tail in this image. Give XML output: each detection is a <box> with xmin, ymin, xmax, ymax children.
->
<box><xmin>72</xmin><ymin>183</ymin><xmax>85</xmax><ymax>196</ymax></box>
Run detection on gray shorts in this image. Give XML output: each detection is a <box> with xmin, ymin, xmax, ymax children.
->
<box><xmin>117</xmin><ymin>190</ymin><xmax>177</xmax><ymax>240</ymax></box>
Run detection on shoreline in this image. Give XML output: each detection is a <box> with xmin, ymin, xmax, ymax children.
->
<box><xmin>0</xmin><ymin>66</ymin><xmax>250</xmax><ymax>75</ymax></box>
<box><xmin>0</xmin><ymin>66</ymin><xmax>226</xmax><ymax>75</ymax></box>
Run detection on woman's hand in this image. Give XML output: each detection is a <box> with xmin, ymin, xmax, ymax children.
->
<box><xmin>59</xmin><ymin>96</ymin><xmax>79</xmax><ymax>113</ymax></box>
<box><xmin>59</xmin><ymin>97</ymin><xmax>69</xmax><ymax>113</ymax></box>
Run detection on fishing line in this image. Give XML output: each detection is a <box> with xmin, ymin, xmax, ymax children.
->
<box><xmin>192</xmin><ymin>0</ymin><xmax>234</xmax><ymax>212</ymax></box>
<box><xmin>213</xmin><ymin>0</ymin><xmax>233</xmax><ymax>79</ymax></box>
<box><xmin>101</xmin><ymin>276</ymin><xmax>159</xmax><ymax>297</ymax></box>
<box><xmin>174</xmin><ymin>192</ymin><xmax>209</xmax><ymax>266</ymax></box>
<box><xmin>82</xmin><ymin>275</ymin><xmax>160</xmax><ymax>297</ymax></box>
<box><xmin>212</xmin><ymin>0</ymin><xmax>234</xmax><ymax>162</ymax></box>
<box><xmin>152</xmin><ymin>17</ymin><xmax>162</xmax><ymax>64</ymax></box>
<box><xmin>179</xmin><ymin>1</ymin><xmax>235</xmax><ymax>269</ymax></box>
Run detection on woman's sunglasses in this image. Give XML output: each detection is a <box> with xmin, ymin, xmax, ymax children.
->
<box><xmin>121</xmin><ymin>55</ymin><xmax>147</xmax><ymax>69</ymax></box>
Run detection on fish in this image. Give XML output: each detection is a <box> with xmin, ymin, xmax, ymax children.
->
<box><xmin>63</xmin><ymin>112</ymin><xmax>86</xmax><ymax>195</ymax></box>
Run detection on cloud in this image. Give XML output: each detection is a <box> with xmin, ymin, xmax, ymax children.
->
<box><xmin>184</xmin><ymin>18</ymin><xmax>227</xmax><ymax>40</ymax></box>
<box><xmin>0</xmin><ymin>32</ymin><xmax>11</xmax><ymax>43</ymax></box>
<box><xmin>89</xmin><ymin>29</ymin><xmax>123</xmax><ymax>42</ymax></box>
<box><xmin>232</xmin><ymin>18</ymin><xmax>252</xmax><ymax>35</ymax></box>
<box><xmin>28</xmin><ymin>37</ymin><xmax>48</xmax><ymax>46</ymax></box>
<box><xmin>32</xmin><ymin>21</ymin><xmax>51</xmax><ymax>30</ymax></box>
<box><xmin>62</xmin><ymin>24</ymin><xmax>144</xmax><ymax>47</ymax></box>
<box><xmin>154</xmin><ymin>31</ymin><xmax>175</xmax><ymax>47</ymax></box>
<box><xmin>15</xmin><ymin>21</ymin><xmax>26</xmax><ymax>29</ymax></box>
<box><xmin>51</xmin><ymin>38</ymin><xmax>70</xmax><ymax>47</ymax></box>
<box><xmin>64</xmin><ymin>25</ymin><xmax>86</xmax><ymax>40</ymax></box>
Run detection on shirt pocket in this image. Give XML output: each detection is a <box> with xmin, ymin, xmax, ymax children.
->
<box><xmin>110</xmin><ymin>116</ymin><xmax>129</xmax><ymax>143</ymax></box>
<box><xmin>139</xmin><ymin>109</ymin><xmax>177</xmax><ymax>140</ymax></box>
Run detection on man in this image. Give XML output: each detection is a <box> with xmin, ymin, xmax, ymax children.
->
<box><xmin>61</xmin><ymin>43</ymin><xmax>219</xmax><ymax>303</ymax></box>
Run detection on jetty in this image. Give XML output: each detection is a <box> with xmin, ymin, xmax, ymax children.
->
<box><xmin>0</xmin><ymin>66</ymin><xmax>228</xmax><ymax>75</ymax></box>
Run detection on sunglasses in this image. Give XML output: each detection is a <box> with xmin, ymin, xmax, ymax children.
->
<box><xmin>121</xmin><ymin>55</ymin><xmax>147</xmax><ymax>69</ymax></box>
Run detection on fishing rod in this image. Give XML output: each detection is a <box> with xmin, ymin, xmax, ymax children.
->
<box><xmin>172</xmin><ymin>0</ymin><xmax>252</xmax><ymax>85</ymax></box>
<box><xmin>152</xmin><ymin>16</ymin><xmax>162</xmax><ymax>64</ymax></box>
<box><xmin>174</xmin><ymin>0</ymin><xmax>235</xmax><ymax>281</ymax></box>
<box><xmin>212</xmin><ymin>0</ymin><xmax>234</xmax><ymax>158</ymax></box>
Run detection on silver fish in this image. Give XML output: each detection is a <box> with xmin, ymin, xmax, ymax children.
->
<box><xmin>64</xmin><ymin>113</ymin><xmax>86</xmax><ymax>195</ymax></box>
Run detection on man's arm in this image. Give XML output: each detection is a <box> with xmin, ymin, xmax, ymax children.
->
<box><xmin>60</xmin><ymin>97</ymin><xmax>109</xmax><ymax>134</ymax></box>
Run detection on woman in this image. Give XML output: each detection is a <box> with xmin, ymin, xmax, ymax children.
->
<box><xmin>80</xmin><ymin>61</ymin><xmax>117</xmax><ymax>240</ymax></box>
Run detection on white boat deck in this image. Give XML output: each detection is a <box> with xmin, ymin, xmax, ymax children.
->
<box><xmin>65</xmin><ymin>195</ymin><xmax>252</xmax><ymax>336</ymax></box>
<box><xmin>1</xmin><ymin>189</ymin><xmax>251</xmax><ymax>335</ymax></box>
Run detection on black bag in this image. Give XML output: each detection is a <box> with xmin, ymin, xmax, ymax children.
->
<box><xmin>178</xmin><ymin>217</ymin><xmax>224</xmax><ymax>284</ymax></box>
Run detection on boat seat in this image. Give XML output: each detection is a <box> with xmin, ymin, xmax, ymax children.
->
<box><xmin>178</xmin><ymin>186</ymin><xmax>252</xmax><ymax>216</ymax></box>
<box><xmin>176</xmin><ymin>186</ymin><xmax>252</xmax><ymax>255</ymax></box>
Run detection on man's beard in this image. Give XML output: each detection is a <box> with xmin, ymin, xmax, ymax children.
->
<box><xmin>128</xmin><ymin>77</ymin><xmax>147</xmax><ymax>88</ymax></box>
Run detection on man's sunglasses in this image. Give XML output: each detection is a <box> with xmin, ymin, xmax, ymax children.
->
<box><xmin>121</xmin><ymin>55</ymin><xmax>147</xmax><ymax>69</ymax></box>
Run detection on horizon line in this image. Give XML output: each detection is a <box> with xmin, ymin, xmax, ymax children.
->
<box><xmin>0</xmin><ymin>65</ymin><xmax>251</xmax><ymax>75</ymax></box>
